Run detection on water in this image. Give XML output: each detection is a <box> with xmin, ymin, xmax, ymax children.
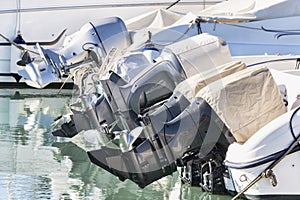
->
<box><xmin>0</xmin><ymin>89</ymin><xmax>232</xmax><ymax>200</ymax></box>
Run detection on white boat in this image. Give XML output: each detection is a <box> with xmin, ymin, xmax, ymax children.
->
<box><xmin>0</xmin><ymin>0</ymin><xmax>223</xmax><ymax>87</ymax></box>
<box><xmin>197</xmin><ymin>0</ymin><xmax>300</xmax><ymax>56</ymax></box>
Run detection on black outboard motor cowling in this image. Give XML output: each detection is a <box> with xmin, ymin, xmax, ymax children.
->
<box><xmin>88</xmin><ymin>97</ymin><xmax>234</xmax><ymax>189</ymax></box>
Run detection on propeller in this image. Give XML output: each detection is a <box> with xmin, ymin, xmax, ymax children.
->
<box><xmin>17</xmin><ymin>51</ymin><xmax>32</xmax><ymax>66</ymax></box>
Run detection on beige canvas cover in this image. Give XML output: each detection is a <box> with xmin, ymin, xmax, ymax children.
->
<box><xmin>196</xmin><ymin>66</ymin><xmax>286</xmax><ymax>142</ymax></box>
<box><xmin>175</xmin><ymin>61</ymin><xmax>246</xmax><ymax>102</ymax></box>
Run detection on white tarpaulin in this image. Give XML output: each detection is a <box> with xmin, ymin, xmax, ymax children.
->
<box><xmin>167</xmin><ymin>33</ymin><xmax>232</xmax><ymax>78</ymax></box>
<box><xmin>199</xmin><ymin>0</ymin><xmax>300</xmax><ymax>20</ymax></box>
<box><xmin>125</xmin><ymin>9</ymin><xmax>197</xmax><ymax>30</ymax></box>
<box><xmin>196</xmin><ymin>66</ymin><xmax>286</xmax><ymax>142</ymax></box>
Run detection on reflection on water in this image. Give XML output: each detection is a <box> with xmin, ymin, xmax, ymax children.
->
<box><xmin>0</xmin><ymin>89</ymin><xmax>231</xmax><ymax>200</ymax></box>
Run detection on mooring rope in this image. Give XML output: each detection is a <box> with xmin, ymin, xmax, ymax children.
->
<box><xmin>166</xmin><ymin>0</ymin><xmax>182</xmax><ymax>10</ymax></box>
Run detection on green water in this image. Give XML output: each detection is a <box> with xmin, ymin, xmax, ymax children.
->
<box><xmin>0</xmin><ymin>89</ymin><xmax>232</xmax><ymax>200</ymax></box>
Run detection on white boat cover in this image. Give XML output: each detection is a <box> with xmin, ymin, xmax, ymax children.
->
<box><xmin>175</xmin><ymin>61</ymin><xmax>246</xmax><ymax>102</ymax></box>
<box><xmin>196</xmin><ymin>66</ymin><xmax>286</xmax><ymax>142</ymax></box>
<box><xmin>166</xmin><ymin>33</ymin><xmax>232</xmax><ymax>78</ymax></box>
<box><xmin>125</xmin><ymin>9</ymin><xmax>197</xmax><ymax>30</ymax></box>
<box><xmin>199</xmin><ymin>0</ymin><xmax>300</xmax><ymax>20</ymax></box>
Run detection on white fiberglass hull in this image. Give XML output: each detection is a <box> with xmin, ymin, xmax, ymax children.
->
<box><xmin>226</xmin><ymin>151</ymin><xmax>300</xmax><ymax>198</ymax></box>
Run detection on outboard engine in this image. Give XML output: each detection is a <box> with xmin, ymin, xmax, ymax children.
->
<box><xmin>53</xmin><ymin>49</ymin><xmax>186</xmax><ymax>138</ymax></box>
<box><xmin>52</xmin><ymin>33</ymin><xmax>232</xmax><ymax>137</ymax></box>
<box><xmin>18</xmin><ymin>17</ymin><xmax>131</xmax><ymax>88</ymax></box>
<box><xmin>87</xmin><ymin>96</ymin><xmax>234</xmax><ymax>189</ymax></box>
